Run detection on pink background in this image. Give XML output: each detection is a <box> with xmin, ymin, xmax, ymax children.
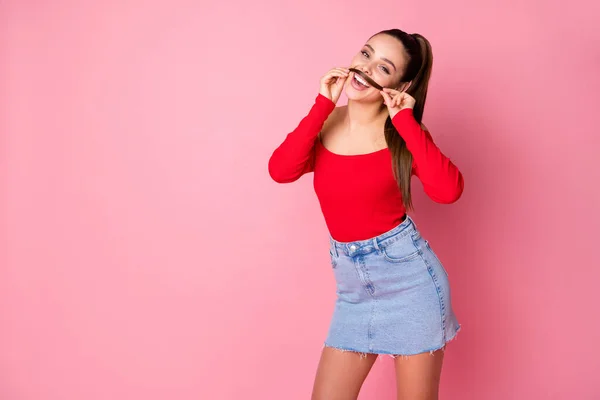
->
<box><xmin>2</xmin><ymin>1</ymin><xmax>599</xmax><ymax>399</ymax></box>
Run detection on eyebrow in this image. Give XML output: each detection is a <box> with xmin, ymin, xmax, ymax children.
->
<box><xmin>365</xmin><ymin>44</ymin><xmax>397</xmax><ymax>71</ymax></box>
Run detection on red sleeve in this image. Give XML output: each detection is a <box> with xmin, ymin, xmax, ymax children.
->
<box><xmin>268</xmin><ymin>94</ymin><xmax>336</xmax><ymax>183</ymax></box>
<box><xmin>392</xmin><ymin>108</ymin><xmax>464</xmax><ymax>203</ymax></box>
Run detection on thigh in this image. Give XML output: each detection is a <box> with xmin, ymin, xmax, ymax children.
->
<box><xmin>311</xmin><ymin>347</ymin><xmax>378</xmax><ymax>400</ymax></box>
<box><xmin>394</xmin><ymin>349</ymin><xmax>445</xmax><ymax>400</ymax></box>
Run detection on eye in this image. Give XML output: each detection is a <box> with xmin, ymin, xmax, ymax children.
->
<box><xmin>361</xmin><ymin>50</ymin><xmax>369</xmax><ymax>58</ymax></box>
<box><xmin>380</xmin><ymin>66</ymin><xmax>390</xmax><ymax>74</ymax></box>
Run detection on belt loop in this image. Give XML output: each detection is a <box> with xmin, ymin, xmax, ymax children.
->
<box><xmin>330</xmin><ymin>237</ymin><xmax>339</xmax><ymax>257</ymax></box>
<box><xmin>372</xmin><ymin>237</ymin><xmax>380</xmax><ymax>252</ymax></box>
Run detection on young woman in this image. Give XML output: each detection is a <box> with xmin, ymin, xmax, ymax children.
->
<box><xmin>268</xmin><ymin>29</ymin><xmax>464</xmax><ymax>400</ymax></box>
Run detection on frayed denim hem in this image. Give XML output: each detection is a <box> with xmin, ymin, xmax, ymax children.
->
<box><xmin>323</xmin><ymin>324</ymin><xmax>461</xmax><ymax>360</ymax></box>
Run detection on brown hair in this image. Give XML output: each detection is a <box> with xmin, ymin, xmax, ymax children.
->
<box><xmin>376</xmin><ymin>30</ymin><xmax>433</xmax><ymax>210</ymax></box>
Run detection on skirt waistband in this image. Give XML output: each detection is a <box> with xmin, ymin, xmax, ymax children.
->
<box><xmin>329</xmin><ymin>215</ymin><xmax>418</xmax><ymax>257</ymax></box>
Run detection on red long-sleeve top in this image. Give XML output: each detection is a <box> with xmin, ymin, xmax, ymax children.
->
<box><xmin>268</xmin><ymin>94</ymin><xmax>464</xmax><ymax>242</ymax></box>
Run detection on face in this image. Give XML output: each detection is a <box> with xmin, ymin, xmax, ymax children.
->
<box><xmin>345</xmin><ymin>34</ymin><xmax>409</xmax><ymax>102</ymax></box>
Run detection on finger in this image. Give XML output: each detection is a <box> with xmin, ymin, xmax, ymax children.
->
<box><xmin>380</xmin><ymin>90</ymin><xmax>392</xmax><ymax>106</ymax></box>
<box><xmin>397</xmin><ymin>93</ymin><xmax>406</xmax><ymax>107</ymax></box>
<box><xmin>324</xmin><ymin>68</ymin><xmax>349</xmax><ymax>77</ymax></box>
<box><xmin>330</xmin><ymin>68</ymin><xmax>350</xmax><ymax>77</ymax></box>
<box><xmin>386</xmin><ymin>90</ymin><xmax>399</xmax><ymax>104</ymax></box>
<box><xmin>327</xmin><ymin>70</ymin><xmax>350</xmax><ymax>80</ymax></box>
<box><xmin>323</xmin><ymin>72</ymin><xmax>349</xmax><ymax>84</ymax></box>
<box><xmin>334</xmin><ymin>76</ymin><xmax>348</xmax><ymax>87</ymax></box>
<box><xmin>388</xmin><ymin>92</ymin><xmax>398</xmax><ymax>105</ymax></box>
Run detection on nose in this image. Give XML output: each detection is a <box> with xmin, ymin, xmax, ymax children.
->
<box><xmin>353</xmin><ymin>65</ymin><xmax>371</xmax><ymax>76</ymax></box>
<box><xmin>360</xmin><ymin>64</ymin><xmax>375</xmax><ymax>76</ymax></box>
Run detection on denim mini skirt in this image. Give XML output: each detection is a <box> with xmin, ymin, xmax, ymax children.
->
<box><xmin>324</xmin><ymin>216</ymin><xmax>461</xmax><ymax>356</ymax></box>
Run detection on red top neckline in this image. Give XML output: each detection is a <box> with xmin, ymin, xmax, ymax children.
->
<box><xmin>316</xmin><ymin>137</ymin><xmax>390</xmax><ymax>158</ymax></box>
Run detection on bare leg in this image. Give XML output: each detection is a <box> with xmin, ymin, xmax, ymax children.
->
<box><xmin>394</xmin><ymin>348</ymin><xmax>445</xmax><ymax>400</ymax></box>
<box><xmin>311</xmin><ymin>346</ymin><xmax>378</xmax><ymax>400</ymax></box>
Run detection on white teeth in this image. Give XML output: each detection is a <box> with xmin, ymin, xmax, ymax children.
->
<box><xmin>354</xmin><ymin>74</ymin><xmax>369</xmax><ymax>87</ymax></box>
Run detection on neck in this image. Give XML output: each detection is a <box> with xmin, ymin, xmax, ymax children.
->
<box><xmin>345</xmin><ymin>99</ymin><xmax>389</xmax><ymax>133</ymax></box>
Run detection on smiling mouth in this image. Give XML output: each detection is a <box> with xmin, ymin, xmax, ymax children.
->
<box><xmin>348</xmin><ymin>68</ymin><xmax>384</xmax><ymax>91</ymax></box>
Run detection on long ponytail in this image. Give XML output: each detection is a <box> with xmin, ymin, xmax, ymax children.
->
<box><xmin>377</xmin><ymin>30</ymin><xmax>433</xmax><ymax>210</ymax></box>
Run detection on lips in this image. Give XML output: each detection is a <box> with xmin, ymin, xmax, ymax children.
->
<box><xmin>348</xmin><ymin>68</ymin><xmax>384</xmax><ymax>91</ymax></box>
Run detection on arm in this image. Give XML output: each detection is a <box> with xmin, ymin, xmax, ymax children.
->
<box><xmin>392</xmin><ymin>109</ymin><xmax>464</xmax><ymax>203</ymax></box>
<box><xmin>268</xmin><ymin>94</ymin><xmax>336</xmax><ymax>183</ymax></box>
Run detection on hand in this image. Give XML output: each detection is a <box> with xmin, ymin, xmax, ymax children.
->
<box><xmin>380</xmin><ymin>88</ymin><xmax>416</xmax><ymax>119</ymax></box>
<box><xmin>319</xmin><ymin>67</ymin><xmax>350</xmax><ymax>104</ymax></box>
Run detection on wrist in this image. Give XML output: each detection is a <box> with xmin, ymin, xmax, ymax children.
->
<box><xmin>317</xmin><ymin>92</ymin><xmax>335</xmax><ymax>107</ymax></box>
<box><xmin>389</xmin><ymin>105</ymin><xmax>414</xmax><ymax>119</ymax></box>
<box><xmin>314</xmin><ymin>93</ymin><xmax>336</xmax><ymax>116</ymax></box>
<box><xmin>392</xmin><ymin>107</ymin><xmax>413</xmax><ymax>119</ymax></box>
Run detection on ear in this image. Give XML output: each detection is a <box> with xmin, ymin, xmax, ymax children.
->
<box><xmin>397</xmin><ymin>81</ymin><xmax>413</xmax><ymax>92</ymax></box>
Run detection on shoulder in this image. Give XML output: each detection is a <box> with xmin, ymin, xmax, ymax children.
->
<box><xmin>420</xmin><ymin>123</ymin><xmax>433</xmax><ymax>140</ymax></box>
<box><xmin>325</xmin><ymin>105</ymin><xmax>346</xmax><ymax>128</ymax></box>
<box><xmin>319</xmin><ymin>105</ymin><xmax>346</xmax><ymax>140</ymax></box>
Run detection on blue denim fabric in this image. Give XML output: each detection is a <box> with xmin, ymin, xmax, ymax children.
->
<box><xmin>325</xmin><ymin>216</ymin><xmax>461</xmax><ymax>356</ymax></box>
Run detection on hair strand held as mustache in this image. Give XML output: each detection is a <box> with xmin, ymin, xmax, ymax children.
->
<box><xmin>348</xmin><ymin>68</ymin><xmax>384</xmax><ymax>91</ymax></box>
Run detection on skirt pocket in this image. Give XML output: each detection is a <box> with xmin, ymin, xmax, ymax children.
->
<box><xmin>381</xmin><ymin>234</ymin><xmax>421</xmax><ymax>263</ymax></box>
